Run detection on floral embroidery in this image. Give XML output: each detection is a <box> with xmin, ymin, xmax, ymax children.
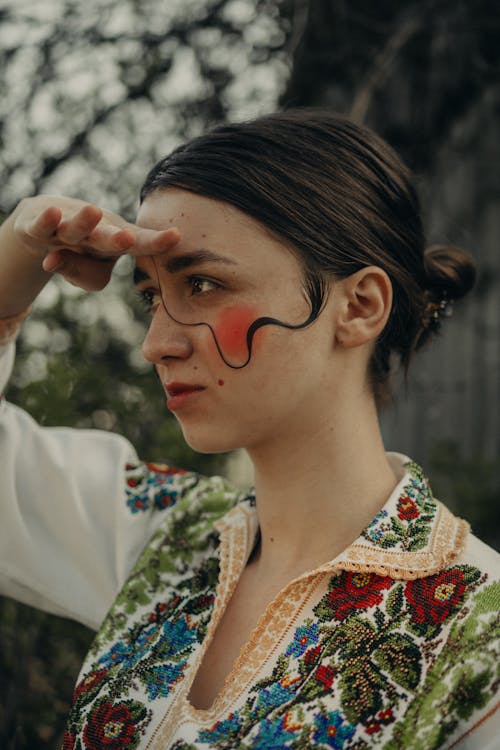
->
<box><xmin>63</xmin><ymin>458</ymin><xmax>498</xmax><ymax>749</ymax></box>
<box><xmin>125</xmin><ymin>462</ymin><xmax>192</xmax><ymax>514</ymax></box>
<box><xmin>64</xmin><ymin>469</ymin><xmax>237</xmax><ymax>746</ymax></box>
<box><xmin>312</xmin><ymin>709</ymin><xmax>356</xmax><ymax>748</ymax></box>
<box><xmin>364</xmin><ymin>707</ymin><xmax>395</xmax><ymax>735</ymax></box>
<box><xmin>198</xmin><ymin>712</ymin><xmax>241</xmax><ymax>744</ymax></box>
<box><xmin>315</xmin><ymin>571</ymin><xmax>393</xmax><ymax>621</ymax></box>
<box><xmin>361</xmin><ymin>462</ymin><xmax>437</xmax><ymax>551</ymax></box>
<box><xmin>285</xmin><ymin>622</ymin><xmax>320</xmax><ymax>657</ymax></box>
<box><xmin>404</xmin><ymin>567</ymin><xmax>480</xmax><ymax>633</ymax></box>
<box><xmin>82</xmin><ymin>699</ymin><xmax>148</xmax><ymax>749</ymax></box>
<box><xmin>253</xmin><ymin>715</ymin><xmax>297</xmax><ymax>748</ymax></box>
<box><xmin>73</xmin><ymin>669</ymin><xmax>109</xmax><ymax>702</ymax></box>
<box><xmin>144</xmin><ymin>662</ymin><xmax>187</xmax><ymax>700</ymax></box>
<box><xmin>62</xmin><ymin>729</ymin><xmax>76</xmax><ymax>750</ymax></box>
<box><xmin>397</xmin><ymin>495</ymin><xmax>419</xmax><ymax>520</ymax></box>
<box><xmin>197</xmin><ymin>562</ymin><xmax>486</xmax><ymax>747</ymax></box>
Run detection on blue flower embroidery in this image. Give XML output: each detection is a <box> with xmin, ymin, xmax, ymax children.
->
<box><xmin>97</xmin><ymin>639</ymin><xmax>134</xmax><ymax>668</ymax></box>
<box><xmin>313</xmin><ymin>710</ymin><xmax>355</xmax><ymax>748</ymax></box>
<box><xmin>255</xmin><ymin>682</ymin><xmax>295</xmax><ymax>711</ymax></box>
<box><xmin>285</xmin><ymin>622</ymin><xmax>319</xmax><ymax>658</ymax></box>
<box><xmin>145</xmin><ymin>661</ymin><xmax>187</xmax><ymax>700</ymax></box>
<box><xmin>98</xmin><ymin>624</ymin><xmax>158</xmax><ymax>669</ymax></box>
<box><xmin>126</xmin><ymin>467</ymin><xmax>182</xmax><ymax>514</ymax></box>
<box><xmin>253</xmin><ymin>716</ymin><xmax>297</xmax><ymax>748</ymax></box>
<box><xmin>198</xmin><ymin>712</ymin><xmax>241</xmax><ymax>743</ymax></box>
<box><xmin>159</xmin><ymin>616</ymin><xmax>197</xmax><ymax>656</ymax></box>
<box><xmin>364</xmin><ymin>509</ymin><xmax>389</xmax><ymax>543</ymax></box>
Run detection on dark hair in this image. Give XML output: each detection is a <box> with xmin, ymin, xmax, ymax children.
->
<box><xmin>140</xmin><ymin>109</ymin><xmax>476</xmax><ymax>407</ymax></box>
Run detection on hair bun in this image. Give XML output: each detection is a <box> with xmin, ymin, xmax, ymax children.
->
<box><xmin>423</xmin><ymin>244</ymin><xmax>476</xmax><ymax>301</ymax></box>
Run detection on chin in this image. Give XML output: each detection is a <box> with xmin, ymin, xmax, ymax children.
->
<box><xmin>180</xmin><ymin>426</ymin><xmax>242</xmax><ymax>455</ymax></box>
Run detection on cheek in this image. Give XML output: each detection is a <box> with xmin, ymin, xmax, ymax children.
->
<box><xmin>213</xmin><ymin>304</ymin><xmax>260</xmax><ymax>361</ymax></box>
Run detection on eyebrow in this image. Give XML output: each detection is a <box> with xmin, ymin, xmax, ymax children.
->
<box><xmin>133</xmin><ymin>249</ymin><xmax>237</xmax><ymax>285</ymax></box>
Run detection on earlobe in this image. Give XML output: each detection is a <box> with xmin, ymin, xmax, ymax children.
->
<box><xmin>335</xmin><ymin>266</ymin><xmax>392</xmax><ymax>348</ymax></box>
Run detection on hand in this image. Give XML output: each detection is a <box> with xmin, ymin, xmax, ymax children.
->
<box><xmin>13</xmin><ymin>196</ymin><xmax>180</xmax><ymax>292</ymax></box>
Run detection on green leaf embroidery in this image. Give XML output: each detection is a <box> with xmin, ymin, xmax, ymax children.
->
<box><xmin>373</xmin><ymin>632</ymin><xmax>421</xmax><ymax>691</ymax></box>
<box><xmin>386</xmin><ymin>585</ymin><xmax>404</xmax><ymax>619</ymax></box>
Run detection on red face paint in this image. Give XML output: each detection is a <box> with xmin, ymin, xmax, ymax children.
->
<box><xmin>213</xmin><ymin>305</ymin><xmax>260</xmax><ymax>363</ymax></box>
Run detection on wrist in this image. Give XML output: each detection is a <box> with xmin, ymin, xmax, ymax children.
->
<box><xmin>0</xmin><ymin>306</ymin><xmax>32</xmax><ymax>345</ymax></box>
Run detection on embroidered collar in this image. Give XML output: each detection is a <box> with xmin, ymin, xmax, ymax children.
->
<box><xmin>215</xmin><ymin>453</ymin><xmax>469</xmax><ymax>582</ymax></box>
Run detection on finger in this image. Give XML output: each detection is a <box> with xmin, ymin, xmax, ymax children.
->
<box><xmin>56</xmin><ymin>204</ymin><xmax>103</xmax><ymax>245</ymax></box>
<box><xmin>86</xmin><ymin>225</ymin><xmax>137</xmax><ymax>254</ymax></box>
<box><xmin>27</xmin><ymin>206</ymin><xmax>63</xmax><ymax>240</ymax></box>
<box><xmin>43</xmin><ymin>250</ymin><xmax>116</xmax><ymax>291</ymax></box>
<box><xmin>42</xmin><ymin>250</ymin><xmax>66</xmax><ymax>273</ymax></box>
<box><xmin>127</xmin><ymin>227</ymin><xmax>181</xmax><ymax>257</ymax></box>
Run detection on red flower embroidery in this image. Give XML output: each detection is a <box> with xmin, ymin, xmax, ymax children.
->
<box><xmin>377</xmin><ymin>708</ymin><xmax>394</xmax><ymax>724</ymax></box>
<box><xmin>62</xmin><ymin>729</ymin><xmax>76</xmax><ymax>750</ymax></box>
<box><xmin>83</xmin><ymin>701</ymin><xmax>137</xmax><ymax>749</ymax></box>
<box><xmin>315</xmin><ymin>665</ymin><xmax>335</xmax><ymax>690</ymax></box>
<box><xmin>325</xmin><ymin>572</ymin><xmax>393</xmax><ymax>621</ymax></box>
<box><xmin>397</xmin><ymin>496</ymin><xmax>420</xmax><ymax>520</ymax></box>
<box><xmin>404</xmin><ymin>569</ymin><xmax>467</xmax><ymax>625</ymax></box>
<box><xmin>365</xmin><ymin>722</ymin><xmax>381</xmax><ymax>735</ymax></box>
<box><xmin>73</xmin><ymin>669</ymin><xmax>108</xmax><ymax>700</ymax></box>
<box><xmin>304</xmin><ymin>645</ymin><xmax>321</xmax><ymax>665</ymax></box>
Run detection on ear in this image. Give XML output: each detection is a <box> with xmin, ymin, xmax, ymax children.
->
<box><xmin>334</xmin><ymin>266</ymin><xmax>392</xmax><ymax>348</ymax></box>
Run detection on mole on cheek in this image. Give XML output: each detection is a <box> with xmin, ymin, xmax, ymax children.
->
<box><xmin>218</xmin><ymin>379</ymin><xmax>224</xmax><ymax>386</ymax></box>
<box><xmin>214</xmin><ymin>305</ymin><xmax>260</xmax><ymax>361</ymax></box>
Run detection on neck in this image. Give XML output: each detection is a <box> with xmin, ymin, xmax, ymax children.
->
<box><xmin>246</xmin><ymin>391</ymin><xmax>399</xmax><ymax>580</ymax></box>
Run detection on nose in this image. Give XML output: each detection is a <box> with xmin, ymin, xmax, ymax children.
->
<box><xmin>141</xmin><ymin>306</ymin><xmax>193</xmax><ymax>364</ymax></box>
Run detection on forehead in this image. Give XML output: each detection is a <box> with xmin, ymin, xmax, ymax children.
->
<box><xmin>136</xmin><ymin>188</ymin><xmax>302</xmax><ymax>274</ymax></box>
<box><xmin>137</xmin><ymin>188</ymin><xmax>259</xmax><ymax>235</ymax></box>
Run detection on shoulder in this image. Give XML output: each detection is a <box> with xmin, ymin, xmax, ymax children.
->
<box><xmin>460</xmin><ymin>530</ymin><xmax>500</xmax><ymax>574</ymax></box>
<box><xmin>123</xmin><ymin>459</ymin><xmax>243</xmax><ymax>525</ymax></box>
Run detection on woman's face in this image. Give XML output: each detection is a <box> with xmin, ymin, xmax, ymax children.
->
<box><xmin>135</xmin><ymin>188</ymin><xmax>339</xmax><ymax>454</ymax></box>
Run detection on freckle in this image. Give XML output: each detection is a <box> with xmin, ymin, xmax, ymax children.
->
<box><xmin>202</xmin><ymin>233</ymin><xmax>207</xmax><ymax>238</ymax></box>
<box><xmin>270</xmin><ymin>537</ymin><xmax>274</xmax><ymax>543</ymax></box>
<box><xmin>218</xmin><ymin>379</ymin><xmax>224</xmax><ymax>386</ymax></box>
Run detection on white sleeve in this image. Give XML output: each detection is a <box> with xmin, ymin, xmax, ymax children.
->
<box><xmin>0</xmin><ymin>342</ymin><xmax>171</xmax><ymax>630</ymax></box>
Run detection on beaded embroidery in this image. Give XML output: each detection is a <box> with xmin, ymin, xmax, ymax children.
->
<box><xmin>63</xmin><ymin>458</ymin><xmax>499</xmax><ymax>749</ymax></box>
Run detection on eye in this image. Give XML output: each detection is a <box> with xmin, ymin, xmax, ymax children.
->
<box><xmin>188</xmin><ymin>276</ymin><xmax>220</xmax><ymax>296</ymax></box>
<box><xmin>136</xmin><ymin>288</ymin><xmax>160</xmax><ymax>313</ymax></box>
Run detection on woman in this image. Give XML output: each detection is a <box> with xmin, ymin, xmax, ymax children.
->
<box><xmin>0</xmin><ymin>111</ymin><xmax>498</xmax><ymax>749</ymax></box>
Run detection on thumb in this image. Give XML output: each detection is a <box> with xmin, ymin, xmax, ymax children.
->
<box><xmin>43</xmin><ymin>250</ymin><xmax>117</xmax><ymax>291</ymax></box>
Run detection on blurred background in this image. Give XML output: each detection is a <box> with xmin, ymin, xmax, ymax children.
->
<box><xmin>0</xmin><ymin>0</ymin><xmax>499</xmax><ymax>746</ymax></box>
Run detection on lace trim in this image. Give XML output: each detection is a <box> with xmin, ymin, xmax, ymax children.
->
<box><xmin>146</xmin><ymin>507</ymin><xmax>249</xmax><ymax>748</ymax></box>
<box><xmin>148</xmin><ymin>492</ymin><xmax>470</xmax><ymax>744</ymax></box>
<box><xmin>337</xmin><ymin>501</ymin><xmax>470</xmax><ymax>580</ymax></box>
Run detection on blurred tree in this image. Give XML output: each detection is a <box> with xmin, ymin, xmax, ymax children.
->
<box><xmin>281</xmin><ymin>0</ymin><xmax>500</xmax><ymax>171</ymax></box>
<box><xmin>0</xmin><ymin>0</ymin><xmax>289</xmax><ymax>216</ymax></box>
<box><xmin>0</xmin><ymin>1</ymin><xmax>292</xmax><ymax>746</ymax></box>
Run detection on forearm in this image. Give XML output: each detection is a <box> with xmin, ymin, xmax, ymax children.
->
<box><xmin>0</xmin><ymin>201</ymin><xmax>51</xmax><ymax>318</ymax></box>
<box><xmin>0</xmin><ymin>194</ymin><xmax>181</xmax><ymax>320</ymax></box>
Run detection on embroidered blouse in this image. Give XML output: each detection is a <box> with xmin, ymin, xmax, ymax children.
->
<box><xmin>0</xmin><ymin>341</ymin><xmax>498</xmax><ymax>750</ymax></box>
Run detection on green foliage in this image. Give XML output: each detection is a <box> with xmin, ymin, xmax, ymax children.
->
<box><xmin>0</xmin><ymin>597</ymin><xmax>93</xmax><ymax>749</ymax></box>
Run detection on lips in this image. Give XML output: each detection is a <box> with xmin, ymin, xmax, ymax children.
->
<box><xmin>164</xmin><ymin>382</ymin><xmax>205</xmax><ymax>397</ymax></box>
<box><xmin>164</xmin><ymin>382</ymin><xmax>205</xmax><ymax>411</ymax></box>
